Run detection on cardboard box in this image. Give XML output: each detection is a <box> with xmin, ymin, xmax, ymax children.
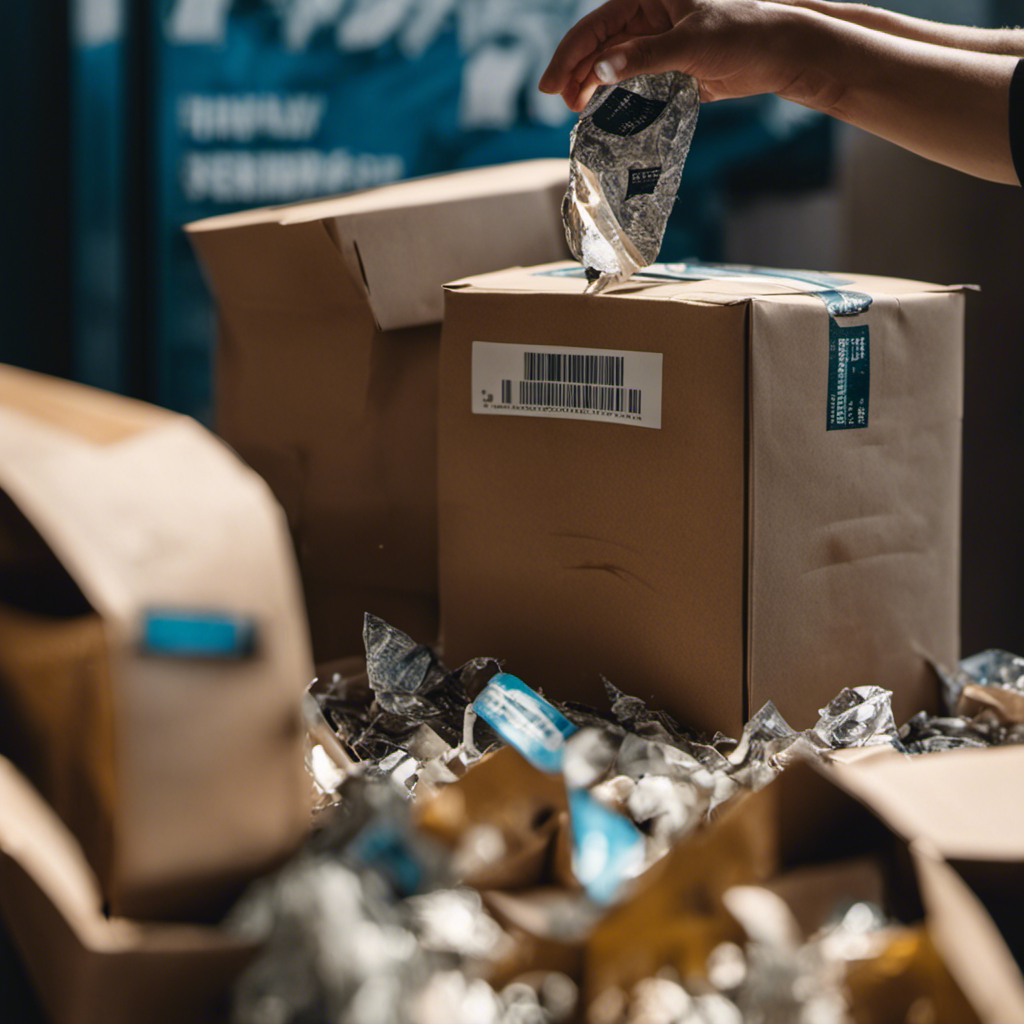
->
<box><xmin>0</xmin><ymin>365</ymin><xmax>312</xmax><ymax>919</ymax></box>
<box><xmin>186</xmin><ymin>160</ymin><xmax>570</xmax><ymax>663</ymax></box>
<box><xmin>439</xmin><ymin>261</ymin><xmax>964</xmax><ymax>735</ymax></box>
<box><xmin>0</xmin><ymin>754</ymin><xmax>257</xmax><ymax>1024</ymax></box>
<box><xmin>589</xmin><ymin>753</ymin><xmax>1024</xmax><ymax>1024</ymax></box>
<box><xmin>830</xmin><ymin>745</ymin><xmax>1024</xmax><ymax>977</ymax></box>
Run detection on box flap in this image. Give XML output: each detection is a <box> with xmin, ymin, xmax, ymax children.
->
<box><xmin>186</xmin><ymin>159</ymin><xmax>568</xmax><ymax>231</ymax></box>
<box><xmin>912</xmin><ymin>842</ymin><xmax>1024</xmax><ymax>1024</ymax></box>
<box><xmin>0</xmin><ymin>364</ymin><xmax>173</xmax><ymax>445</ymax></box>
<box><xmin>188</xmin><ymin>160</ymin><xmax>570</xmax><ymax>330</ymax></box>
<box><xmin>0</xmin><ymin>754</ymin><xmax>258</xmax><ymax>1024</ymax></box>
<box><xmin>830</xmin><ymin>747</ymin><xmax>1024</xmax><ymax>861</ymax></box>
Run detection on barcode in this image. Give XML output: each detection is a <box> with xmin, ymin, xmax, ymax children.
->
<box><xmin>524</xmin><ymin>351</ymin><xmax>624</xmax><ymax>386</ymax></box>
<box><xmin>504</xmin><ymin>380</ymin><xmax>643</xmax><ymax>414</ymax></box>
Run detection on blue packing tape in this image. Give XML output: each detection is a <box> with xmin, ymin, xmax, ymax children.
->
<box><xmin>540</xmin><ymin>259</ymin><xmax>874</xmax><ymax>318</ymax></box>
<box><xmin>473</xmin><ymin>673</ymin><xmax>577</xmax><ymax>773</ymax></box>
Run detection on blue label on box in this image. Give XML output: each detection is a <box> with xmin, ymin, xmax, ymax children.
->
<box><xmin>827</xmin><ymin>319</ymin><xmax>870</xmax><ymax>430</ymax></box>
<box><xmin>142</xmin><ymin>609</ymin><xmax>256</xmax><ymax>658</ymax></box>
<box><xmin>472</xmin><ymin>674</ymin><xmax>577</xmax><ymax>773</ymax></box>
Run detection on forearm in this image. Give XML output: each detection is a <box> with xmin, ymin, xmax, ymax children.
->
<box><xmin>778</xmin><ymin>7</ymin><xmax>1018</xmax><ymax>184</ymax></box>
<box><xmin>781</xmin><ymin>1</ymin><xmax>1024</xmax><ymax>55</ymax></box>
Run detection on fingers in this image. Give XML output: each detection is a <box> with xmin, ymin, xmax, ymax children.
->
<box><xmin>539</xmin><ymin>0</ymin><xmax>638</xmax><ymax>95</ymax></box>
<box><xmin>590</xmin><ymin>24</ymin><xmax>698</xmax><ymax>85</ymax></box>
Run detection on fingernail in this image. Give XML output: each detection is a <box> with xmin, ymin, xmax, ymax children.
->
<box><xmin>594</xmin><ymin>54</ymin><xmax>625</xmax><ymax>84</ymax></box>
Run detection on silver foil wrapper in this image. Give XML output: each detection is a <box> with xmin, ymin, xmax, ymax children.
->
<box><xmin>563</xmin><ymin>72</ymin><xmax>699</xmax><ymax>293</ymax></box>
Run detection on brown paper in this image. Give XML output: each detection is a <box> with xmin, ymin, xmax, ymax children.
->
<box><xmin>580</xmin><ymin>754</ymin><xmax>1024</xmax><ymax>1023</ymax></box>
<box><xmin>439</xmin><ymin>262</ymin><xmax>963</xmax><ymax>735</ymax></box>
<box><xmin>957</xmin><ymin>681</ymin><xmax>1024</xmax><ymax>723</ymax></box>
<box><xmin>0</xmin><ymin>755</ymin><xmax>257</xmax><ymax>1024</ymax></box>
<box><xmin>585</xmin><ymin>783</ymin><xmax>776</xmax><ymax>998</ymax></box>
<box><xmin>186</xmin><ymin>161</ymin><xmax>570</xmax><ymax>663</ymax></box>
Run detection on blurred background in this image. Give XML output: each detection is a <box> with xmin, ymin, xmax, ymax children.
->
<box><xmin>2</xmin><ymin>0</ymin><xmax>1022</xmax><ymax>652</ymax></box>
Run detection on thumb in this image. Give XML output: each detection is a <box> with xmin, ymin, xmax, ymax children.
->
<box><xmin>592</xmin><ymin>27</ymin><xmax>695</xmax><ymax>85</ymax></box>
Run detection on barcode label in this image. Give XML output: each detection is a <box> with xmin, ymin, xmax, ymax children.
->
<box><xmin>508</xmin><ymin>381</ymin><xmax>642</xmax><ymax>414</ymax></box>
<box><xmin>473</xmin><ymin>342</ymin><xmax>662</xmax><ymax>429</ymax></box>
<box><xmin>524</xmin><ymin>352</ymin><xmax>624</xmax><ymax>386</ymax></box>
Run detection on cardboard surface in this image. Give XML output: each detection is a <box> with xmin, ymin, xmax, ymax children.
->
<box><xmin>439</xmin><ymin>262</ymin><xmax>963</xmax><ymax>735</ymax></box>
<box><xmin>0</xmin><ymin>365</ymin><xmax>313</xmax><ymax>919</ymax></box>
<box><xmin>187</xmin><ymin>160</ymin><xmax>570</xmax><ymax>661</ymax></box>
<box><xmin>0</xmin><ymin>756</ymin><xmax>256</xmax><ymax>1024</ymax></box>
<box><xmin>830</xmin><ymin>746</ymin><xmax>1024</xmax><ymax>861</ymax></box>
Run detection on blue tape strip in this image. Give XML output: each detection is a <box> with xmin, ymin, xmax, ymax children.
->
<box><xmin>540</xmin><ymin>260</ymin><xmax>874</xmax><ymax>318</ymax></box>
<box><xmin>472</xmin><ymin>673</ymin><xmax>577</xmax><ymax>773</ymax></box>
<box><xmin>142</xmin><ymin>610</ymin><xmax>256</xmax><ymax>659</ymax></box>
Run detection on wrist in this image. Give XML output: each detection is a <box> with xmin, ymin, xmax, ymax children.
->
<box><xmin>771</xmin><ymin>5</ymin><xmax>849</xmax><ymax>115</ymax></box>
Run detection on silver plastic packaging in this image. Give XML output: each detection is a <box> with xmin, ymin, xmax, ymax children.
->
<box><xmin>563</xmin><ymin>72</ymin><xmax>699</xmax><ymax>294</ymax></box>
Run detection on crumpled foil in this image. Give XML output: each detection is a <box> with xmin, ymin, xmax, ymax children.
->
<box><xmin>251</xmin><ymin>622</ymin><xmax>1024</xmax><ymax>1024</ymax></box>
<box><xmin>932</xmin><ymin>647</ymin><xmax>1024</xmax><ymax>712</ymax></box>
<box><xmin>563</xmin><ymin>72</ymin><xmax>699</xmax><ymax>293</ymax></box>
<box><xmin>310</xmin><ymin>615</ymin><xmax>500</xmax><ymax>798</ymax></box>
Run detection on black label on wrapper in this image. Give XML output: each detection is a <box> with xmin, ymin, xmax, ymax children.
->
<box><xmin>827</xmin><ymin>319</ymin><xmax>870</xmax><ymax>430</ymax></box>
<box><xmin>625</xmin><ymin>166</ymin><xmax>663</xmax><ymax>199</ymax></box>
<box><xmin>592</xmin><ymin>88</ymin><xmax>668</xmax><ymax>136</ymax></box>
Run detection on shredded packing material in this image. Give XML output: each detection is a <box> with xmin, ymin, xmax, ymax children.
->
<box><xmin>234</xmin><ymin>617</ymin><xmax>1024</xmax><ymax>1024</ymax></box>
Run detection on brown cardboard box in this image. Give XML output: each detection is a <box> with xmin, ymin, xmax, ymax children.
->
<box><xmin>588</xmin><ymin>754</ymin><xmax>1024</xmax><ymax>1024</ymax></box>
<box><xmin>0</xmin><ymin>755</ymin><xmax>257</xmax><ymax>1024</ymax></box>
<box><xmin>830</xmin><ymin>744</ymin><xmax>1024</xmax><ymax>984</ymax></box>
<box><xmin>0</xmin><ymin>365</ymin><xmax>312</xmax><ymax>919</ymax></box>
<box><xmin>186</xmin><ymin>160</ymin><xmax>570</xmax><ymax>664</ymax></box>
<box><xmin>439</xmin><ymin>261</ymin><xmax>964</xmax><ymax>735</ymax></box>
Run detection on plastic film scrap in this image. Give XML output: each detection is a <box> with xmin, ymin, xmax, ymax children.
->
<box><xmin>563</xmin><ymin>72</ymin><xmax>699</xmax><ymax>294</ymax></box>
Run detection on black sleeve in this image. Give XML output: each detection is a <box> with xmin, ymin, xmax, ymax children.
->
<box><xmin>1010</xmin><ymin>58</ymin><xmax>1024</xmax><ymax>186</ymax></box>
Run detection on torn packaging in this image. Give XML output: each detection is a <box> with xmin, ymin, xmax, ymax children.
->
<box><xmin>186</xmin><ymin>160</ymin><xmax>570</xmax><ymax>664</ymax></box>
<box><xmin>439</xmin><ymin>262</ymin><xmax>965</xmax><ymax>736</ymax></box>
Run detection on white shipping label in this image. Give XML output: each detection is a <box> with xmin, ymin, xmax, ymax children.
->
<box><xmin>471</xmin><ymin>342</ymin><xmax>663</xmax><ymax>429</ymax></box>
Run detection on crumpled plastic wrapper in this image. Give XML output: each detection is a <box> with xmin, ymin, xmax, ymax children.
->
<box><xmin>904</xmin><ymin>648</ymin><xmax>1024</xmax><ymax>753</ymax></box>
<box><xmin>563</xmin><ymin>72</ymin><xmax>699</xmax><ymax>294</ymax></box>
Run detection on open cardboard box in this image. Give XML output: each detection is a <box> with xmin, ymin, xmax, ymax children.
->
<box><xmin>586</xmin><ymin>752</ymin><xmax>1024</xmax><ymax>1023</ymax></box>
<box><xmin>830</xmin><ymin>744</ymin><xmax>1024</xmax><ymax>984</ymax></box>
<box><xmin>186</xmin><ymin>160</ymin><xmax>570</xmax><ymax>665</ymax></box>
<box><xmin>0</xmin><ymin>365</ymin><xmax>313</xmax><ymax>920</ymax></box>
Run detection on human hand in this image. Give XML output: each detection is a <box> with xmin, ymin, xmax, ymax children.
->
<box><xmin>538</xmin><ymin>0</ymin><xmax>824</xmax><ymax>112</ymax></box>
